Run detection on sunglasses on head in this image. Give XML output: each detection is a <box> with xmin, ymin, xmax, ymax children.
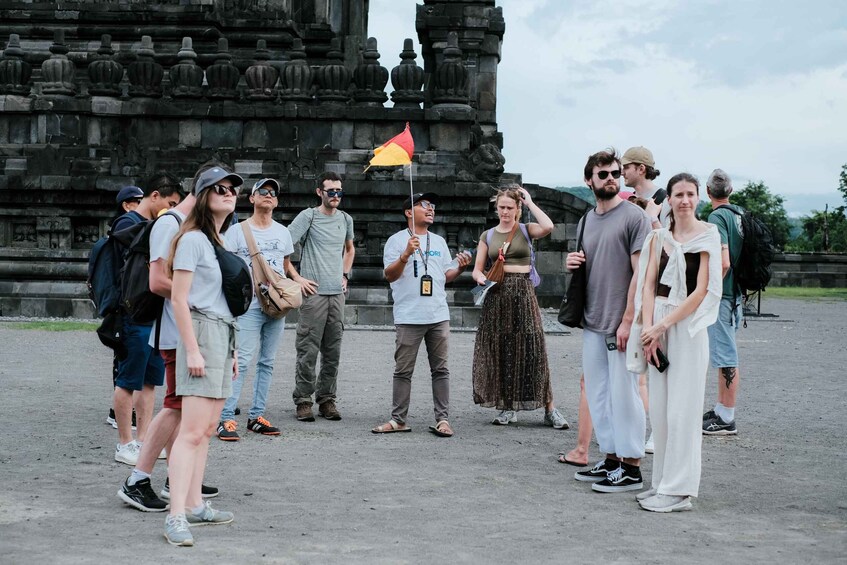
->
<box><xmin>321</xmin><ymin>189</ymin><xmax>343</xmax><ymax>198</ymax></box>
<box><xmin>416</xmin><ymin>200</ymin><xmax>436</xmax><ymax>210</ymax></box>
<box><xmin>596</xmin><ymin>169</ymin><xmax>622</xmax><ymax>180</ymax></box>
<box><xmin>255</xmin><ymin>187</ymin><xmax>278</xmax><ymax>197</ymax></box>
<box><xmin>210</xmin><ymin>184</ymin><xmax>239</xmax><ymax>196</ymax></box>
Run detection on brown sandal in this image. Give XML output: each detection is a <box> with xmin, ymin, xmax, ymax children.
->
<box><xmin>371</xmin><ymin>420</ymin><xmax>411</xmax><ymax>434</ymax></box>
<box><xmin>429</xmin><ymin>420</ymin><xmax>454</xmax><ymax>438</ymax></box>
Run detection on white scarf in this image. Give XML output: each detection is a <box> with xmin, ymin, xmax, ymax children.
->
<box><xmin>634</xmin><ymin>225</ymin><xmax>722</xmax><ymax>337</ymax></box>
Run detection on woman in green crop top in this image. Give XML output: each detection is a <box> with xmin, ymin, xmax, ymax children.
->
<box><xmin>470</xmin><ymin>186</ymin><xmax>568</xmax><ymax>429</ymax></box>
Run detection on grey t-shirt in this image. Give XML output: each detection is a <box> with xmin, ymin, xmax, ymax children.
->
<box><xmin>172</xmin><ymin>230</ymin><xmax>231</xmax><ymax>319</ymax></box>
<box><xmin>288</xmin><ymin>207</ymin><xmax>354</xmax><ymax>295</ymax></box>
<box><xmin>225</xmin><ymin>220</ymin><xmax>295</xmax><ymax>311</ymax></box>
<box><xmin>580</xmin><ymin>201</ymin><xmax>651</xmax><ymax>334</ymax></box>
<box><xmin>147</xmin><ymin>210</ymin><xmax>186</xmax><ymax>350</ymax></box>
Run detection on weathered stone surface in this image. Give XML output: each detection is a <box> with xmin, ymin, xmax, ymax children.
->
<box><xmin>201</xmin><ymin>120</ymin><xmax>243</xmax><ymax>148</ymax></box>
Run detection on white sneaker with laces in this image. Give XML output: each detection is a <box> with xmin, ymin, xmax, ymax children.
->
<box><xmin>115</xmin><ymin>441</ymin><xmax>140</xmax><ymax>466</ymax></box>
<box><xmin>645</xmin><ymin>432</ymin><xmax>655</xmax><ymax>454</ymax></box>
<box><xmin>492</xmin><ymin>410</ymin><xmax>517</xmax><ymax>425</ymax></box>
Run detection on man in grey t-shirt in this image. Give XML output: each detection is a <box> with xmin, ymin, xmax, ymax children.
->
<box><xmin>286</xmin><ymin>171</ymin><xmax>355</xmax><ymax>422</ymax></box>
<box><xmin>566</xmin><ymin>148</ymin><xmax>651</xmax><ymax>494</ymax></box>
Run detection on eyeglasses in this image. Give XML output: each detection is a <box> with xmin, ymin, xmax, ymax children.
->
<box><xmin>321</xmin><ymin>189</ymin><xmax>344</xmax><ymax>198</ymax></box>
<box><xmin>596</xmin><ymin>169</ymin><xmax>622</xmax><ymax>180</ymax></box>
<box><xmin>210</xmin><ymin>184</ymin><xmax>239</xmax><ymax>196</ymax></box>
<box><xmin>416</xmin><ymin>201</ymin><xmax>436</xmax><ymax>210</ymax></box>
<box><xmin>255</xmin><ymin>188</ymin><xmax>278</xmax><ymax>197</ymax></box>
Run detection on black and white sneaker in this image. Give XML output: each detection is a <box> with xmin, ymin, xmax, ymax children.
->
<box><xmin>574</xmin><ymin>458</ymin><xmax>618</xmax><ymax>482</ymax></box>
<box><xmin>117</xmin><ymin>477</ymin><xmax>168</xmax><ymax>512</ymax></box>
<box><xmin>592</xmin><ymin>464</ymin><xmax>643</xmax><ymax>493</ymax></box>
<box><xmin>702</xmin><ymin>409</ymin><xmax>716</xmax><ymax>421</ymax></box>
<box><xmin>160</xmin><ymin>478</ymin><xmax>219</xmax><ymax>500</ymax></box>
<box><xmin>703</xmin><ymin>415</ymin><xmax>737</xmax><ymax>435</ymax></box>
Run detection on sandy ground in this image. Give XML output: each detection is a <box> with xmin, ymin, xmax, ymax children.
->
<box><xmin>0</xmin><ymin>296</ymin><xmax>845</xmax><ymax>564</ymax></box>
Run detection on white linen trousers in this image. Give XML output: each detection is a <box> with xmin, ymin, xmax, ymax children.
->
<box><xmin>648</xmin><ymin>297</ymin><xmax>709</xmax><ymax>498</ymax></box>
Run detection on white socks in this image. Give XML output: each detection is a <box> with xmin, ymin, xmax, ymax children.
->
<box><xmin>715</xmin><ymin>403</ymin><xmax>735</xmax><ymax>423</ymax></box>
<box><xmin>128</xmin><ymin>469</ymin><xmax>151</xmax><ymax>486</ymax></box>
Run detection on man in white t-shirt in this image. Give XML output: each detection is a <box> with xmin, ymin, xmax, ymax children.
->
<box><xmin>372</xmin><ymin>193</ymin><xmax>471</xmax><ymax>438</ymax></box>
<box><xmin>217</xmin><ymin>178</ymin><xmax>295</xmax><ymax>441</ymax></box>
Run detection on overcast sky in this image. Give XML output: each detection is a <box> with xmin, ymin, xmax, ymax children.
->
<box><xmin>368</xmin><ymin>0</ymin><xmax>847</xmax><ymax>216</ymax></box>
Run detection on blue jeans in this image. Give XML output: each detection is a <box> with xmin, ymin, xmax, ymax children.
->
<box><xmin>221</xmin><ymin>307</ymin><xmax>285</xmax><ymax>421</ymax></box>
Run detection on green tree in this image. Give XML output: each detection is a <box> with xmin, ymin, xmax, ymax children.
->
<box><xmin>839</xmin><ymin>163</ymin><xmax>847</xmax><ymax>206</ymax></box>
<box><xmin>698</xmin><ymin>180</ymin><xmax>791</xmax><ymax>250</ymax></box>
<box><xmin>789</xmin><ymin>206</ymin><xmax>847</xmax><ymax>252</ymax></box>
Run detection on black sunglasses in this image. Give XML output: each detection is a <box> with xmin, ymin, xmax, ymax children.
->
<box><xmin>255</xmin><ymin>188</ymin><xmax>278</xmax><ymax>197</ymax></box>
<box><xmin>321</xmin><ymin>189</ymin><xmax>343</xmax><ymax>198</ymax></box>
<box><xmin>210</xmin><ymin>184</ymin><xmax>240</xmax><ymax>196</ymax></box>
<box><xmin>596</xmin><ymin>169</ymin><xmax>622</xmax><ymax>180</ymax></box>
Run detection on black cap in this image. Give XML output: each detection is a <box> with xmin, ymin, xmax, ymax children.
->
<box><xmin>402</xmin><ymin>192</ymin><xmax>440</xmax><ymax>210</ymax></box>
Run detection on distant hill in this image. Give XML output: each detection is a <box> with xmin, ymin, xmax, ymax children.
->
<box><xmin>552</xmin><ymin>186</ymin><xmax>596</xmax><ymax>205</ymax></box>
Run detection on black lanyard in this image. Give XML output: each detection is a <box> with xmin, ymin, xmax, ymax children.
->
<box><xmin>407</xmin><ymin>229</ymin><xmax>430</xmax><ymax>277</ymax></box>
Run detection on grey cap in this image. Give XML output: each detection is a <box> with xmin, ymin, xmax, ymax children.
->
<box><xmin>251</xmin><ymin>178</ymin><xmax>281</xmax><ymax>195</ymax></box>
<box><xmin>194</xmin><ymin>167</ymin><xmax>243</xmax><ymax>195</ymax></box>
<box><xmin>115</xmin><ymin>185</ymin><xmax>144</xmax><ymax>204</ymax></box>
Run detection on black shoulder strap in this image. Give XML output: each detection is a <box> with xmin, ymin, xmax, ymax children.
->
<box><xmin>576</xmin><ymin>208</ymin><xmax>593</xmax><ymax>252</ymax></box>
<box><xmin>715</xmin><ymin>204</ymin><xmax>742</xmax><ymax>216</ymax></box>
<box><xmin>653</xmin><ymin>188</ymin><xmax>668</xmax><ymax>205</ymax></box>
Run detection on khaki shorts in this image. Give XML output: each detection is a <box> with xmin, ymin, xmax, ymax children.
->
<box><xmin>176</xmin><ymin>310</ymin><xmax>236</xmax><ymax>399</ymax></box>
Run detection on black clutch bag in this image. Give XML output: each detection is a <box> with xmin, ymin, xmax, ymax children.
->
<box><xmin>558</xmin><ymin>210</ymin><xmax>591</xmax><ymax>328</ymax></box>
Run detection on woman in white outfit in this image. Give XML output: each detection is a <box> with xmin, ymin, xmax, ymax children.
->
<box><xmin>633</xmin><ymin>173</ymin><xmax>721</xmax><ymax>512</ymax></box>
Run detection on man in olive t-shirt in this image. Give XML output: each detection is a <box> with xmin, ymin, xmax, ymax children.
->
<box><xmin>703</xmin><ymin>168</ymin><xmax>742</xmax><ymax>436</ymax></box>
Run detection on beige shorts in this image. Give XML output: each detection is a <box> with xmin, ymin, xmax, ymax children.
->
<box><xmin>176</xmin><ymin>310</ymin><xmax>236</xmax><ymax>399</ymax></box>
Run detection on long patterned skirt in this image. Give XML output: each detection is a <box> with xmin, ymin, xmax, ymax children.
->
<box><xmin>472</xmin><ymin>273</ymin><xmax>552</xmax><ymax>411</ymax></box>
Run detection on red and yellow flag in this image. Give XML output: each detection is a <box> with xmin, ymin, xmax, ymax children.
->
<box><xmin>365</xmin><ymin>122</ymin><xmax>414</xmax><ymax>170</ymax></box>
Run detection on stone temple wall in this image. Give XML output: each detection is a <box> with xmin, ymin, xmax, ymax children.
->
<box><xmin>0</xmin><ymin>0</ymin><xmax>591</xmax><ymax>322</ymax></box>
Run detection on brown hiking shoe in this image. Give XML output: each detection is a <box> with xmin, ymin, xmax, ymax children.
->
<box><xmin>319</xmin><ymin>401</ymin><xmax>342</xmax><ymax>421</ymax></box>
<box><xmin>296</xmin><ymin>403</ymin><xmax>315</xmax><ymax>422</ymax></box>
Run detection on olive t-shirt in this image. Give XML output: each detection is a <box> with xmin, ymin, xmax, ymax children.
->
<box><xmin>708</xmin><ymin>205</ymin><xmax>743</xmax><ymax>299</ymax></box>
<box><xmin>579</xmin><ymin>201</ymin><xmax>651</xmax><ymax>335</ymax></box>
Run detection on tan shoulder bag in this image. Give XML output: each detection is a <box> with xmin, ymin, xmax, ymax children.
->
<box><xmin>484</xmin><ymin>224</ymin><xmax>519</xmax><ymax>284</ymax></box>
<box><xmin>241</xmin><ymin>221</ymin><xmax>302</xmax><ymax>319</ymax></box>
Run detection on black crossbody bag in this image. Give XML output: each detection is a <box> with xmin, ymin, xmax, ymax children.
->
<box><xmin>558</xmin><ymin>209</ymin><xmax>592</xmax><ymax>328</ymax></box>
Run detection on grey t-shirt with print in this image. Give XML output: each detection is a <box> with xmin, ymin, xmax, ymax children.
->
<box><xmin>224</xmin><ymin>220</ymin><xmax>295</xmax><ymax>311</ymax></box>
<box><xmin>580</xmin><ymin>200</ymin><xmax>651</xmax><ymax>335</ymax></box>
<box><xmin>288</xmin><ymin>207</ymin><xmax>354</xmax><ymax>296</ymax></box>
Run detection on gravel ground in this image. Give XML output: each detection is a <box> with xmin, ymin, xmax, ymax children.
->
<box><xmin>0</xmin><ymin>297</ymin><xmax>845</xmax><ymax>564</ymax></box>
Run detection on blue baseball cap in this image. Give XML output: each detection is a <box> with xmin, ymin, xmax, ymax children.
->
<box><xmin>116</xmin><ymin>185</ymin><xmax>144</xmax><ymax>204</ymax></box>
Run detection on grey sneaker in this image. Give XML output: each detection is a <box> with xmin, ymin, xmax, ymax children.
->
<box><xmin>164</xmin><ymin>513</ymin><xmax>194</xmax><ymax>546</ymax></box>
<box><xmin>636</xmin><ymin>487</ymin><xmax>657</xmax><ymax>501</ymax></box>
<box><xmin>492</xmin><ymin>410</ymin><xmax>517</xmax><ymax>425</ymax></box>
<box><xmin>544</xmin><ymin>408</ymin><xmax>569</xmax><ymax>430</ymax></box>
<box><xmin>186</xmin><ymin>501</ymin><xmax>234</xmax><ymax>527</ymax></box>
<box><xmin>639</xmin><ymin>494</ymin><xmax>692</xmax><ymax>513</ymax></box>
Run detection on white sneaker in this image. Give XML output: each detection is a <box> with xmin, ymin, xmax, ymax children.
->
<box><xmin>639</xmin><ymin>494</ymin><xmax>692</xmax><ymax>513</ymax></box>
<box><xmin>158</xmin><ymin>448</ymin><xmax>167</xmax><ymax>460</ymax></box>
<box><xmin>645</xmin><ymin>432</ymin><xmax>655</xmax><ymax>454</ymax></box>
<box><xmin>492</xmin><ymin>410</ymin><xmax>517</xmax><ymax>425</ymax></box>
<box><xmin>115</xmin><ymin>441</ymin><xmax>140</xmax><ymax>466</ymax></box>
<box><xmin>636</xmin><ymin>488</ymin><xmax>657</xmax><ymax>501</ymax></box>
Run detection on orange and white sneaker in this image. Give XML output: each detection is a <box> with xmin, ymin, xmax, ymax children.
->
<box><xmin>247</xmin><ymin>416</ymin><xmax>281</xmax><ymax>436</ymax></box>
<box><xmin>216</xmin><ymin>420</ymin><xmax>240</xmax><ymax>441</ymax></box>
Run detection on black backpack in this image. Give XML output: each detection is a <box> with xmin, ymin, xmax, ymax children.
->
<box><xmin>716</xmin><ymin>205</ymin><xmax>775</xmax><ymax>295</ymax></box>
<box><xmin>119</xmin><ymin>212</ymin><xmax>182</xmax><ymax>324</ymax></box>
<box><xmin>213</xmin><ymin>241</ymin><xmax>253</xmax><ymax>317</ymax></box>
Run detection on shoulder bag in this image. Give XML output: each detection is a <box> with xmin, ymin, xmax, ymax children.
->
<box><xmin>484</xmin><ymin>224</ymin><xmax>519</xmax><ymax>284</ymax></box>
<box><xmin>557</xmin><ymin>210</ymin><xmax>592</xmax><ymax>328</ymax></box>
<box><xmin>241</xmin><ymin>221</ymin><xmax>302</xmax><ymax>319</ymax></box>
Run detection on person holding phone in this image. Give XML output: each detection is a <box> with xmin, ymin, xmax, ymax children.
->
<box><xmin>471</xmin><ymin>186</ymin><xmax>567</xmax><ymax>429</ymax></box>
<box><xmin>634</xmin><ymin>173</ymin><xmax>722</xmax><ymax>513</ymax></box>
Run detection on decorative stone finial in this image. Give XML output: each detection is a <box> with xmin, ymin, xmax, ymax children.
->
<box><xmin>0</xmin><ymin>34</ymin><xmax>32</xmax><ymax>95</ymax></box>
<box><xmin>352</xmin><ymin>37</ymin><xmax>388</xmax><ymax>107</ymax></box>
<box><xmin>169</xmin><ymin>37</ymin><xmax>204</xmax><ymax>98</ymax></box>
<box><xmin>280</xmin><ymin>38</ymin><xmax>313</xmax><ymax>102</ymax></box>
<box><xmin>432</xmin><ymin>32</ymin><xmax>469</xmax><ymax>106</ymax></box>
<box><xmin>41</xmin><ymin>29</ymin><xmax>77</xmax><ymax>96</ymax></box>
<box><xmin>245</xmin><ymin>39</ymin><xmax>279</xmax><ymax>101</ymax></box>
<box><xmin>206</xmin><ymin>38</ymin><xmax>240</xmax><ymax>100</ymax></box>
<box><xmin>87</xmin><ymin>34</ymin><xmax>124</xmax><ymax>97</ymax></box>
<box><xmin>390</xmin><ymin>38</ymin><xmax>424</xmax><ymax>109</ymax></box>
<box><xmin>315</xmin><ymin>38</ymin><xmax>351</xmax><ymax>105</ymax></box>
<box><xmin>127</xmin><ymin>35</ymin><xmax>164</xmax><ymax>98</ymax></box>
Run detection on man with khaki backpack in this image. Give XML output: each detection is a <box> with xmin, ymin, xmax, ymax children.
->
<box><xmin>218</xmin><ymin>178</ymin><xmax>297</xmax><ymax>440</ymax></box>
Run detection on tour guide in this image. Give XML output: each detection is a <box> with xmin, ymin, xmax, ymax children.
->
<box><xmin>373</xmin><ymin>192</ymin><xmax>472</xmax><ymax>437</ymax></box>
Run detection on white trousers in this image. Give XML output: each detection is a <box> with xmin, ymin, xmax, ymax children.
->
<box><xmin>649</xmin><ymin>298</ymin><xmax>709</xmax><ymax>497</ymax></box>
<box><xmin>582</xmin><ymin>329</ymin><xmax>646</xmax><ymax>459</ymax></box>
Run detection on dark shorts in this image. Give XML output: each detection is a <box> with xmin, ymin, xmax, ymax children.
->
<box><xmin>161</xmin><ymin>349</ymin><xmax>181</xmax><ymax>410</ymax></box>
<box><xmin>115</xmin><ymin>318</ymin><xmax>165</xmax><ymax>391</ymax></box>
